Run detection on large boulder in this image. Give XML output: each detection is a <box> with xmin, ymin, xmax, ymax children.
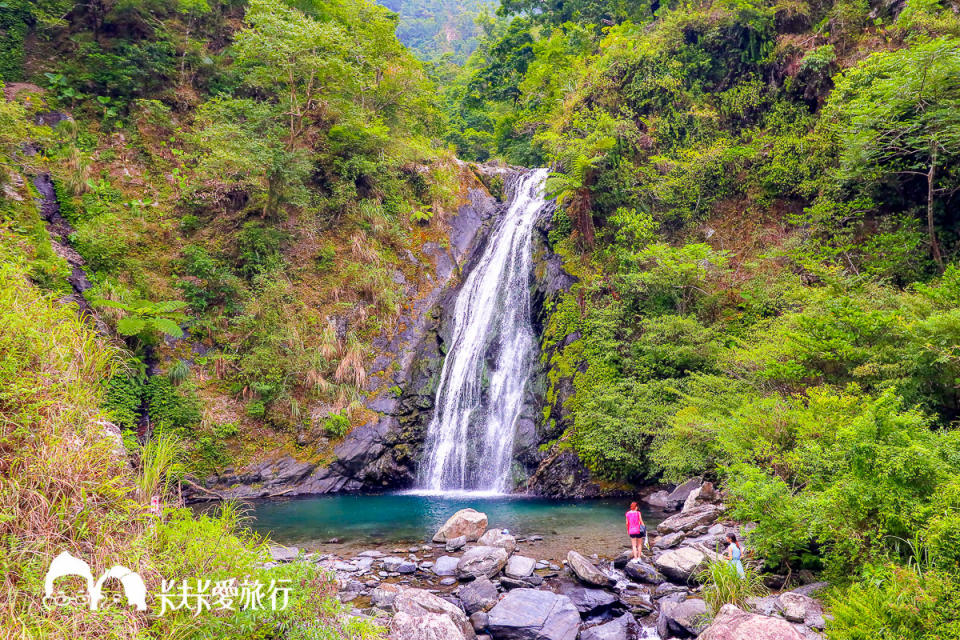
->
<box><xmin>459</xmin><ymin>576</ymin><xmax>499</xmax><ymax>614</ymax></box>
<box><xmin>391</xmin><ymin>588</ymin><xmax>477</xmax><ymax>640</ymax></box>
<box><xmin>434</xmin><ymin>508</ymin><xmax>488</xmax><ymax>543</ymax></box>
<box><xmin>556</xmin><ymin>581</ymin><xmax>618</xmax><ymax>615</ymax></box>
<box><xmin>644</xmin><ymin>489</ymin><xmax>674</xmax><ymax>509</ymax></box>
<box><xmin>487</xmin><ymin>588</ymin><xmax>580</xmax><ymax>640</ymax></box>
<box><xmin>505</xmin><ymin>555</ymin><xmax>537</xmax><ymax>579</ymax></box>
<box><xmin>777</xmin><ymin>592</ymin><xmax>825</xmax><ymax>629</ymax></box>
<box><xmin>566</xmin><ymin>550</ymin><xmax>614</xmax><ymax>587</ymax></box>
<box><xmin>457</xmin><ymin>545</ymin><xmax>509</xmax><ymax>580</ymax></box>
<box><xmin>371</xmin><ymin>582</ymin><xmax>401</xmax><ymax>610</ymax></box>
<box><xmin>654</xmin><ymin>531</ymin><xmax>686</xmax><ymax>549</ymax></box>
<box><xmin>624</xmin><ymin>558</ymin><xmax>664</xmax><ymax>585</ymax></box>
<box><xmin>654</xmin><ymin>547</ymin><xmax>708</xmax><ymax>584</ymax></box>
<box><xmin>433</xmin><ymin>555</ymin><xmax>460</xmax><ymax>576</ymax></box>
<box><xmin>664</xmin><ymin>478</ymin><xmax>702</xmax><ymax>509</ymax></box>
<box><xmin>698</xmin><ymin>604</ymin><xmax>805</xmax><ymax>640</ymax></box>
<box><xmin>581</xmin><ymin>613</ymin><xmax>645</xmax><ymax>640</ymax></box>
<box><xmin>478</xmin><ymin>529</ymin><xmax>518</xmax><ymax>553</ymax></box>
<box><xmin>657</xmin><ymin>504</ymin><xmax>722</xmax><ymax>535</ymax></box>
<box><xmin>658</xmin><ymin>598</ymin><xmax>708</xmax><ymax>638</ymax></box>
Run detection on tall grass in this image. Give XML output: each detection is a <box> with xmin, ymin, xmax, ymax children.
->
<box><xmin>0</xmin><ymin>255</ymin><xmax>148</xmax><ymax>637</ymax></box>
<box><xmin>697</xmin><ymin>559</ymin><xmax>767</xmax><ymax>615</ymax></box>
<box><xmin>136</xmin><ymin>433</ymin><xmax>186</xmax><ymax>502</ymax></box>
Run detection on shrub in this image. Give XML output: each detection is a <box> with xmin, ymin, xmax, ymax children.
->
<box><xmin>828</xmin><ymin>565</ymin><xmax>960</xmax><ymax>640</ymax></box>
<box><xmin>145</xmin><ymin>377</ymin><xmax>202</xmax><ymax>429</ymax></box>
<box><xmin>322</xmin><ymin>412</ymin><xmax>350</xmax><ymax>439</ymax></box>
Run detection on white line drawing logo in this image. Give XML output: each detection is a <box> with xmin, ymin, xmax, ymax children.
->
<box><xmin>44</xmin><ymin>551</ymin><xmax>147</xmax><ymax>611</ymax></box>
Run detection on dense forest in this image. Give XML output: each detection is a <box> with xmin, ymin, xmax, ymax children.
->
<box><xmin>3</xmin><ymin>0</ymin><xmax>960</xmax><ymax>636</ymax></box>
<box><xmin>380</xmin><ymin>0</ymin><xmax>497</xmax><ymax>62</ymax></box>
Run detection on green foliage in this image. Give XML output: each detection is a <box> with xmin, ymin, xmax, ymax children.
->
<box><xmin>698</xmin><ymin>560</ymin><xmax>767</xmax><ymax>615</ymax></box>
<box><xmin>827</xmin><ymin>565</ymin><xmax>960</xmax><ymax>639</ymax></box>
<box><xmin>93</xmin><ymin>298</ymin><xmax>188</xmax><ymax>340</ymax></box>
<box><xmin>167</xmin><ymin>359</ymin><xmax>191</xmax><ymax>386</ymax></box>
<box><xmin>136</xmin><ymin>433</ymin><xmax>186</xmax><ymax>501</ymax></box>
<box><xmin>146</xmin><ymin>377</ymin><xmax>202</xmax><ymax>429</ymax></box>
<box><xmin>322</xmin><ymin>412</ymin><xmax>350</xmax><ymax>439</ymax></box>
<box><xmin>103</xmin><ymin>371</ymin><xmax>145</xmax><ymax>431</ymax></box>
<box><xmin>236</xmin><ymin>221</ymin><xmax>288</xmax><ymax>278</ymax></box>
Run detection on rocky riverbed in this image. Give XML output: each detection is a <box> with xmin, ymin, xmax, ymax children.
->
<box><xmin>264</xmin><ymin>480</ymin><xmax>829</xmax><ymax>640</ymax></box>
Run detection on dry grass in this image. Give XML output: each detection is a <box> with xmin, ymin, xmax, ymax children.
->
<box><xmin>0</xmin><ymin>252</ymin><xmax>151</xmax><ymax>638</ymax></box>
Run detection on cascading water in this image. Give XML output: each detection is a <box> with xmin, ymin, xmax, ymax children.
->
<box><xmin>418</xmin><ymin>168</ymin><xmax>551</xmax><ymax>493</ymax></box>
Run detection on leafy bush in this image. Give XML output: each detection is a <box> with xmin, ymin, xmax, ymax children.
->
<box><xmin>146</xmin><ymin>377</ymin><xmax>202</xmax><ymax>429</ymax></box>
<box><xmin>322</xmin><ymin>412</ymin><xmax>351</xmax><ymax>439</ymax></box>
<box><xmin>828</xmin><ymin>565</ymin><xmax>960</xmax><ymax>640</ymax></box>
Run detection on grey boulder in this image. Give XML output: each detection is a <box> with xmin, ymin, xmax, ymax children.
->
<box><xmin>657</xmin><ymin>504</ymin><xmax>722</xmax><ymax>535</ymax></box>
<box><xmin>433</xmin><ymin>555</ymin><xmax>461</xmax><ymax>576</ymax></box>
<box><xmin>505</xmin><ymin>555</ymin><xmax>537</xmax><ymax>579</ymax></box>
<box><xmin>566</xmin><ymin>550</ymin><xmax>614</xmax><ymax>587</ymax></box>
<box><xmin>556</xmin><ymin>581</ymin><xmax>618</xmax><ymax>615</ymax></box>
<box><xmin>457</xmin><ymin>546</ymin><xmax>509</xmax><ymax>580</ymax></box>
<box><xmin>654</xmin><ymin>547</ymin><xmax>708</xmax><ymax>583</ymax></box>
<box><xmin>657</xmin><ymin>598</ymin><xmax>708</xmax><ymax>638</ymax></box>
<box><xmin>478</xmin><ymin>529</ymin><xmax>518</xmax><ymax>554</ymax></box>
<box><xmin>390</xmin><ymin>588</ymin><xmax>477</xmax><ymax>640</ymax></box>
<box><xmin>487</xmin><ymin>588</ymin><xmax>580</xmax><ymax>640</ymax></box>
<box><xmin>581</xmin><ymin>613</ymin><xmax>645</xmax><ymax>640</ymax></box>
<box><xmin>459</xmin><ymin>576</ymin><xmax>499</xmax><ymax>614</ymax></box>
<box><xmin>624</xmin><ymin>558</ymin><xmax>664</xmax><ymax>585</ymax></box>
<box><xmin>777</xmin><ymin>592</ymin><xmax>826</xmax><ymax>629</ymax></box>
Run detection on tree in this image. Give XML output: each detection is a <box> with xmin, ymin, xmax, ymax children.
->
<box><xmin>827</xmin><ymin>38</ymin><xmax>960</xmax><ymax>271</ymax></box>
<box><xmin>233</xmin><ymin>0</ymin><xmax>351</xmax><ymax>146</ymax></box>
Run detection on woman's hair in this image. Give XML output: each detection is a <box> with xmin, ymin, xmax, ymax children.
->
<box><xmin>630</xmin><ymin>502</ymin><xmax>638</xmax><ymax>510</ymax></box>
<box><xmin>727</xmin><ymin>532</ymin><xmax>742</xmax><ymax>549</ymax></box>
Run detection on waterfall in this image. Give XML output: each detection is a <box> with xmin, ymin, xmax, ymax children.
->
<box><xmin>418</xmin><ymin>168</ymin><xmax>550</xmax><ymax>493</ymax></box>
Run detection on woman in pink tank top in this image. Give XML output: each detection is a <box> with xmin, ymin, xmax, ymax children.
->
<box><xmin>625</xmin><ymin>502</ymin><xmax>646</xmax><ymax>559</ymax></box>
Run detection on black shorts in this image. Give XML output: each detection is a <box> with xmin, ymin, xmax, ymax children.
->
<box><xmin>629</xmin><ymin>527</ymin><xmax>646</xmax><ymax>538</ymax></box>
<box><xmin>629</xmin><ymin>533</ymin><xmax>644</xmax><ymax>539</ymax></box>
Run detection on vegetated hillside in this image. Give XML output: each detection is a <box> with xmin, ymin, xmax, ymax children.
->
<box><xmin>0</xmin><ymin>187</ymin><xmax>384</xmax><ymax>636</ymax></box>
<box><xmin>1</xmin><ymin>0</ymin><xmax>502</xmax><ymax>483</ymax></box>
<box><xmin>443</xmin><ymin>0</ymin><xmax>960</xmax><ymax>631</ymax></box>
<box><xmin>378</xmin><ymin>0</ymin><xmax>498</xmax><ymax>62</ymax></box>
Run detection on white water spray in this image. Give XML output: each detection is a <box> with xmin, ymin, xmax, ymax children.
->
<box><xmin>418</xmin><ymin>169</ymin><xmax>551</xmax><ymax>493</ymax></box>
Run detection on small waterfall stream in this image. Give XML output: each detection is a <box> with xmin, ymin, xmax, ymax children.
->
<box><xmin>418</xmin><ymin>169</ymin><xmax>551</xmax><ymax>493</ymax></box>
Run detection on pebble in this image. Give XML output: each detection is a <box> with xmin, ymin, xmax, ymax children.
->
<box><xmin>440</xmin><ymin>577</ymin><xmax>457</xmax><ymax>586</ymax></box>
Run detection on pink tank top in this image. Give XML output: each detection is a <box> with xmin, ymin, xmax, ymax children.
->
<box><xmin>626</xmin><ymin>510</ymin><xmax>642</xmax><ymax>535</ymax></box>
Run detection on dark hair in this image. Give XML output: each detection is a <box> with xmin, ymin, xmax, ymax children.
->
<box><xmin>630</xmin><ymin>502</ymin><xmax>638</xmax><ymax>510</ymax></box>
<box><xmin>727</xmin><ymin>532</ymin><xmax>742</xmax><ymax>550</ymax></box>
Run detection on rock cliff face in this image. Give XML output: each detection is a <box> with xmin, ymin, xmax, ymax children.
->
<box><xmin>184</xmin><ymin>168</ymin><xmax>597</xmax><ymax>501</ymax></box>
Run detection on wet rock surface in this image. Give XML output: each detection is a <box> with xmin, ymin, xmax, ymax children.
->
<box><xmin>269</xmin><ymin>496</ymin><xmax>827</xmax><ymax>640</ymax></box>
<box><xmin>487</xmin><ymin>588</ymin><xmax>580</xmax><ymax>640</ymax></box>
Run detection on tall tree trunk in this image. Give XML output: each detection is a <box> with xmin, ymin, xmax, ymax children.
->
<box><xmin>928</xmin><ymin>145</ymin><xmax>945</xmax><ymax>272</ymax></box>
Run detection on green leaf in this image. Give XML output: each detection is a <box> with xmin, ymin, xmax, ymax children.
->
<box><xmin>150</xmin><ymin>318</ymin><xmax>184</xmax><ymax>338</ymax></box>
<box><xmin>130</xmin><ymin>299</ymin><xmax>156</xmax><ymax>313</ymax></box>
<box><xmin>154</xmin><ymin>300</ymin><xmax>188</xmax><ymax>313</ymax></box>
<box><xmin>91</xmin><ymin>298</ymin><xmax>129</xmax><ymax>311</ymax></box>
<box><xmin>116</xmin><ymin>316</ymin><xmax>147</xmax><ymax>336</ymax></box>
